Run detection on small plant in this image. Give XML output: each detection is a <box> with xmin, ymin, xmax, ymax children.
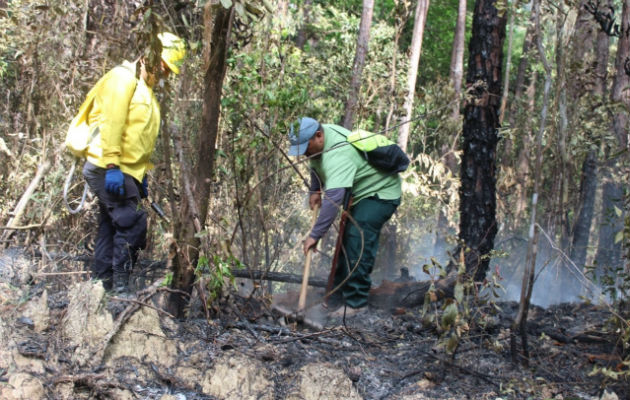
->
<box><xmin>195</xmin><ymin>253</ymin><xmax>245</xmax><ymax>305</ymax></box>
<box><xmin>421</xmin><ymin>248</ymin><xmax>505</xmax><ymax>356</ymax></box>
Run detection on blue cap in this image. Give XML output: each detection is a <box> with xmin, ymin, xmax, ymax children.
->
<box><xmin>288</xmin><ymin>117</ymin><xmax>319</xmax><ymax>156</ymax></box>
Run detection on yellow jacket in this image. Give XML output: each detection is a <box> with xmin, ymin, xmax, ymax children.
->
<box><xmin>86</xmin><ymin>61</ymin><xmax>160</xmax><ymax>182</ymax></box>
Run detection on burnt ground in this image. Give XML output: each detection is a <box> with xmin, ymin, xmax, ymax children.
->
<box><xmin>0</xmin><ymin>250</ymin><xmax>627</xmax><ymax>400</ymax></box>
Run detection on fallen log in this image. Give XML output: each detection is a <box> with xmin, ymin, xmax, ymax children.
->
<box><xmin>231</xmin><ymin>269</ymin><xmax>327</xmax><ymax>288</ymax></box>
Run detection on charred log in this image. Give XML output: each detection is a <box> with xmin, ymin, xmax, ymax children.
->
<box><xmin>232</xmin><ymin>269</ymin><xmax>327</xmax><ymax>288</ymax></box>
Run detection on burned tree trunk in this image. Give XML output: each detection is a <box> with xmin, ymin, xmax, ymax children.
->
<box><xmin>458</xmin><ymin>0</ymin><xmax>506</xmax><ymax>281</ymax></box>
<box><xmin>168</xmin><ymin>3</ymin><xmax>234</xmax><ymax>316</ymax></box>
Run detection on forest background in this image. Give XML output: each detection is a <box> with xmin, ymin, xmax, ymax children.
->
<box><xmin>0</xmin><ymin>0</ymin><xmax>628</xmax><ymax>374</ymax></box>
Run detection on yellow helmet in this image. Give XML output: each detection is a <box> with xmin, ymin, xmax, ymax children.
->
<box><xmin>158</xmin><ymin>32</ymin><xmax>186</xmax><ymax>75</ymax></box>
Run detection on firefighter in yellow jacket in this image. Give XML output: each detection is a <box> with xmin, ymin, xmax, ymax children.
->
<box><xmin>82</xmin><ymin>33</ymin><xmax>186</xmax><ymax>292</ymax></box>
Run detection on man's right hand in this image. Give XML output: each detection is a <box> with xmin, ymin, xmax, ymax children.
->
<box><xmin>309</xmin><ymin>192</ymin><xmax>321</xmax><ymax>210</ymax></box>
<box><xmin>105</xmin><ymin>167</ymin><xmax>125</xmax><ymax>196</ymax></box>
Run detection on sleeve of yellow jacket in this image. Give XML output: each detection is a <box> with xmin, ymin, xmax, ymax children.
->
<box><xmin>96</xmin><ymin>67</ymin><xmax>137</xmax><ymax>167</ymax></box>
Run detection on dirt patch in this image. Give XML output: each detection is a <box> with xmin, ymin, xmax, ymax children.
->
<box><xmin>22</xmin><ymin>290</ymin><xmax>50</xmax><ymax>332</ymax></box>
<box><xmin>1</xmin><ymin>372</ymin><xmax>45</xmax><ymax>400</ymax></box>
<box><xmin>202</xmin><ymin>351</ymin><xmax>274</xmax><ymax>399</ymax></box>
<box><xmin>104</xmin><ymin>306</ymin><xmax>178</xmax><ymax>367</ymax></box>
<box><xmin>62</xmin><ymin>281</ymin><xmax>113</xmax><ymax>366</ymax></box>
<box><xmin>287</xmin><ymin>362</ymin><xmax>362</xmax><ymax>400</ymax></box>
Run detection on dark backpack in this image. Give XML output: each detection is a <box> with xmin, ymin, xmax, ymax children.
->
<box><xmin>331</xmin><ymin>127</ymin><xmax>410</xmax><ymax>174</ymax></box>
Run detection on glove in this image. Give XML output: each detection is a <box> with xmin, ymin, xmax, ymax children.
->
<box><xmin>105</xmin><ymin>167</ymin><xmax>125</xmax><ymax>196</ymax></box>
<box><xmin>141</xmin><ymin>175</ymin><xmax>149</xmax><ymax>198</ymax></box>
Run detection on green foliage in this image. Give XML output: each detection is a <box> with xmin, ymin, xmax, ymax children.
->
<box><xmin>421</xmin><ymin>250</ymin><xmax>505</xmax><ymax>356</ymax></box>
<box><xmin>195</xmin><ymin>253</ymin><xmax>245</xmax><ymax>304</ymax></box>
<box><xmin>416</xmin><ymin>0</ymin><xmax>467</xmax><ymax>84</ymax></box>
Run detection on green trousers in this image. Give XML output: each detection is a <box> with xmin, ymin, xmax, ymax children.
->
<box><xmin>333</xmin><ymin>196</ymin><xmax>400</xmax><ymax>309</ymax></box>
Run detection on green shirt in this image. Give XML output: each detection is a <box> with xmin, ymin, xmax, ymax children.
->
<box><xmin>310</xmin><ymin>124</ymin><xmax>402</xmax><ymax>203</ymax></box>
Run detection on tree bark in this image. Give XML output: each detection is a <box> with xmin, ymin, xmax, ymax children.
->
<box><xmin>507</xmin><ymin>3</ymin><xmax>536</xmax><ymax>132</ymax></box>
<box><xmin>595</xmin><ymin>179</ymin><xmax>625</xmax><ymax>275</ymax></box>
<box><xmin>513</xmin><ymin>70</ymin><xmax>536</xmax><ymax>228</ymax></box>
<box><xmin>570</xmin><ymin>150</ymin><xmax>598</xmax><ymax>268</ymax></box>
<box><xmin>168</xmin><ymin>3</ymin><xmax>234</xmax><ymax>316</ymax></box>
<box><xmin>553</xmin><ymin>5</ymin><xmax>571</xmax><ymax>254</ymax></box>
<box><xmin>595</xmin><ymin>0</ymin><xmax>630</xmax><ymax>276</ymax></box>
<box><xmin>342</xmin><ymin>0</ymin><xmax>374</xmax><ymax>129</ymax></box>
<box><xmin>384</xmin><ymin>4</ymin><xmax>410</xmax><ymax>133</ymax></box>
<box><xmin>498</xmin><ymin>4</ymin><xmax>514</xmax><ymax>124</ymax></box>
<box><xmin>458</xmin><ymin>0</ymin><xmax>506</xmax><ymax>281</ymax></box>
<box><xmin>397</xmin><ymin>0</ymin><xmax>430</xmax><ymax>152</ymax></box>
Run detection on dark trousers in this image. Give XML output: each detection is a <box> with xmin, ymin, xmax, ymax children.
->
<box><xmin>334</xmin><ymin>196</ymin><xmax>400</xmax><ymax>308</ymax></box>
<box><xmin>83</xmin><ymin>162</ymin><xmax>147</xmax><ymax>287</ymax></box>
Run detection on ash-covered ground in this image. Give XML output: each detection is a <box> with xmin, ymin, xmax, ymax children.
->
<box><xmin>0</xmin><ymin>249</ymin><xmax>627</xmax><ymax>400</ymax></box>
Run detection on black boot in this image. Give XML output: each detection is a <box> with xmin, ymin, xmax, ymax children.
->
<box><xmin>112</xmin><ymin>271</ymin><xmax>130</xmax><ymax>294</ymax></box>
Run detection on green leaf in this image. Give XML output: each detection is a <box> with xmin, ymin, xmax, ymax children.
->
<box><xmin>441</xmin><ymin>303</ymin><xmax>458</xmax><ymax>328</ymax></box>
<box><xmin>614</xmin><ymin>230</ymin><xmax>624</xmax><ymax>244</ymax></box>
<box><xmin>161</xmin><ymin>273</ymin><xmax>173</xmax><ymax>287</ymax></box>
<box><xmin>220</xmin><ymin>0</ymin><xmax>232</xmax><ymax>8</ymax></box>
<box><xmin>422</xmin><ymin>264</ymin><xmax>431</xmax><ymax>275</ymax></box>
<box><xmin>614</xmin><ymin>205</ymin><xmax>622</xmax><ymax>217</ymax></box>
<box><xmin>454</xmin><ymin>282</ymin><xmax>464</xmax><ymax>303</ymax></box>
<box><xmin>446</xmin><ymin>333</ymin><xmax>459</xmax><ymax>353</ymax></box>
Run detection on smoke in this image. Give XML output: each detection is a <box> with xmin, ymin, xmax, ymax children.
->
<box><xmin>489</xmin><ymin>234</ymin><xmax>605</xmax><ymax>308</ymax></box>
<box><xmin>373</xmin><ymin>226</ymin><xmax>606</xmax><ymax>308</ymax></box>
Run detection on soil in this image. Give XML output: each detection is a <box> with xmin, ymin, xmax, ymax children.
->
<box><xmin>0</xmin><ymin>249</ymin><xmax>627</xmax><ymax>400</ymax></box>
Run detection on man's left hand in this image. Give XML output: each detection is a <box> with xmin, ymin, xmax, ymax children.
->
<box><xmin>303</xmin><ymin>236</ymin><xmax>318</xmax><ymax>255</ymax></box>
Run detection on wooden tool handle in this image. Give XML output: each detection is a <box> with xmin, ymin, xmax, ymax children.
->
<box><xmin>298</xmin><ymin>204</ymin><xmax>320</xmax><ymax>312</ymax></box>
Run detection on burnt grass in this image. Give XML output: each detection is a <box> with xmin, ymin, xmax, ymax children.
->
<box><xmin>2</xmin><ymin>266</ymin><xmax>628</xmax><ymax>400</ymax></box>
<box><xmin>218</xmin><ymin>296</ymin><xmax>627</xmax><ymax>399</ymax></box>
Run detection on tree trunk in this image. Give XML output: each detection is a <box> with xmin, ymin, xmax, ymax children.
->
<box><xmin>554</xmin><ymin>6</ymin><xmax>571</xmax><ymax>255</ymax></box>
<box><xmin>595</xmin><ymin>179</ymin><xmax>625</xmax><ymax>276</ymax></box>
<box><xmin>342</xmin><ymin>0</ymin><xmax>374</xmax><ymax>129</ymax></box>
<box><xmin>384</xmin><ymin>4</ymin><xmax>409</xmax><ymax>133</ymax></box>
<box><xmin>295</xmin><ymin>0</ymin><xmax>312</xmax><ymax>50</ymax></box>
<box><xmin>168</xmin><ymin>3</ymin><xmax>234</xmax><ymax>316</ymax></box>
<box><xmin>512</xmin><ymin>0</ymin><xmax>550</xmax><ymax>365</ymax></box>
<box><xmin>507</xmin><ymin>2</ymin><xmax>536</xmax><ymax>132</ymax></box>
<box><xmin>570</xmin><ymin>150</ymin><xmax>598</xmax><ymax>268</ymax></box>
<box><xmin>498</xmin><ymin>4</ymin><xmax>515</xmax><ymax>124</ymax></box>
<box><xmin>513</xmin><ymin>70</ymin><xmax>536</xmax><ymax>228</ymax></box>
<box><xmin>595</xmin><ymin>0</ymin><xmax>630</xmax><ymax>277</ymax></box>
<box><xmin>569</xmin><ymin>4</ymin><xmax>610</xmax><ymax>272</ymax></box>
<box><xmin>449</xmin><ymin>0</ymin><xmax>466</xmax><ymax>119</ymax></box>
<box><xmin>458</xmin><ymin>0</ymin><xmax>506</xmax><ymax>281</ymax></box>
<box><xmin>397</xmin><ymin>0</ymin><xmax>430</xmax><ymax>152</ymax></box>
<box><xmin>610</xmin><ymin>0</ymin><xmax>630</xmax><ymax>152</ymax></box>
<box><xmin>435</xmin><ymin>0</ymin><xmax>466</xmax><ymax>255</ymax></box>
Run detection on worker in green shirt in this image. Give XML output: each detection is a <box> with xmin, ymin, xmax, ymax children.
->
<box><xmin>288</xmin><ymin>117</ymin><xmax>402</xmax><ymax>316</ymax></box>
